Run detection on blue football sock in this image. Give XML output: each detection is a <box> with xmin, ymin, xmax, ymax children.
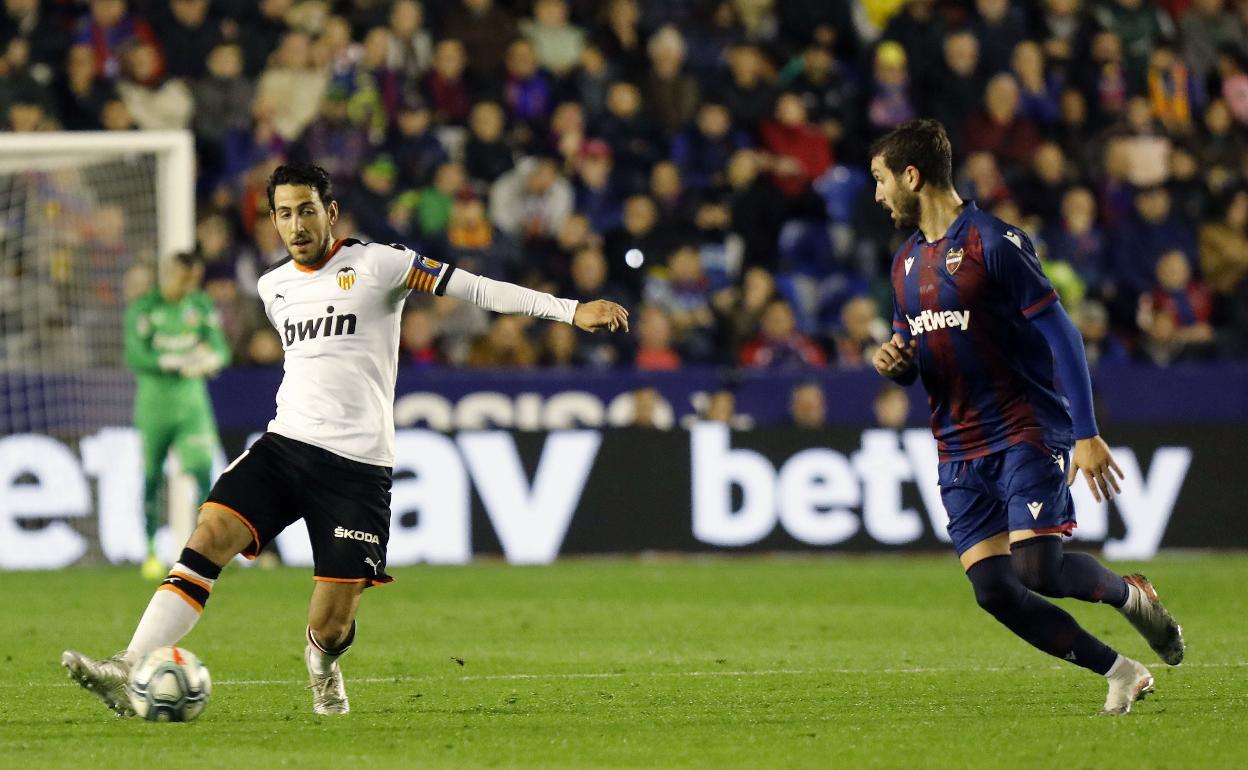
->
<box><xmin>1010</xmin><ymin>537</ymin><xmax>1129</xmax><ymax>607</ymax></box>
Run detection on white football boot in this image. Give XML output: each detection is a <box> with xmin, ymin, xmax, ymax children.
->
<box><xmin>61</xmin><ymin>650</ymin><xmax>135</xmax><ymax>717</ymax></box>
<box><xmin>1118</xmin><ymin>574</ymin><xmax>1185</xmax><ymax>666</ymax></box>
<box><xmin>1100</xmin><ymin>656</ymin><xmax>1154</xmax><ymax>716</ymax></box>
<box><xmin>305</xmin><ymin>644</ymin><xmax>350</xmax><ymax>715</ymax></box>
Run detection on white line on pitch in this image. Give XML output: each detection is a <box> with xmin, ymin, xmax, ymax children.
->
<box><xmin>26</xmin><ymin>661</ymin><xmax>1247</xmax><ymax>689</ymax></box>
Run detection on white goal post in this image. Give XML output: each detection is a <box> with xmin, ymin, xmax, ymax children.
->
<box><xmin>0</xmin><ymin>130</ymin><xmax>198</xmax><ymax>561</ymax></box>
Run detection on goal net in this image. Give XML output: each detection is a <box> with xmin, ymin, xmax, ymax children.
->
<box><xmin>0</xmin><ymin>132</ymin><xmax>195</xmax><ymax>567</ymax></box>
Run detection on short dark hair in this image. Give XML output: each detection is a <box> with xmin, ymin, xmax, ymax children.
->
<box><xmin>266</xmin><ymin>163</ymin><xmax>334</xmax><ymax>211</ymax></box>
<box><xmin>869</xmin><ymin>119</ymin><xmax>954</xmax><ymax>191</ymax></box>
<box><xmin>171</xmin><ymin>251</ymin><xmax>204</xmax><ymax>270</ymax></box>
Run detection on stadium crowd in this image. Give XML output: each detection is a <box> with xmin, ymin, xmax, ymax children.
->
<box><xmin>3</xmin><ymin>0</ymin><xmax>1248</xmax><ymax>371</ymax></box>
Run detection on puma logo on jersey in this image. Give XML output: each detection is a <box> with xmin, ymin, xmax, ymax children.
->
<box><xmin>906</xmin><ymin>309</ymin><xmax>971</xmax><ymax>336</ymax></box>
<box><xmin>283</xmin><ymin>305</ymin><xmax>358</xmax><ymax>346</ymax></box>
<box><xmin>334</xmin><ymin>526</ymin><xmax>380</xmax><ymax>544</ymax></box>
<box><xmin>1027</xmin><ymin>501</ymin><xmax>1044</xmax><ymax>519</ymax></box>
<box><xmin>904</xmin><ymin>256</ymin><xmax>915</xmax><ymax>275</ymax></box>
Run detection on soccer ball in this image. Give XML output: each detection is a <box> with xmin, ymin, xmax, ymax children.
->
<box><xmin>126</xmin><ymin>646</ymin><xmax>212</xmax><ymax>722</ymax></box>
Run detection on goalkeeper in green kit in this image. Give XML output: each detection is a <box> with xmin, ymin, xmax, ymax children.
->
<box><xmin>124</xmin><ymin>252</ymin><xmax>230</xmax><ymax>580</ymax></box>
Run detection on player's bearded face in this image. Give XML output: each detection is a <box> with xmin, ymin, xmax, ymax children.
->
<box><xmin>271</xmin><ymin>185</ymin><xmax>339</xmax><ymax>266</ymax></box>
<box><xmin>871</xmin><ymin>158</ymin><xmax>920</xmax><ymax>229</ymax></box>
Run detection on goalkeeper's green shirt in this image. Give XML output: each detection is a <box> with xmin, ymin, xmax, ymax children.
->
<box><xmin>123</xmin><ymin>288</ymin><xmax>231</xmax><ymax>415</ymax></box>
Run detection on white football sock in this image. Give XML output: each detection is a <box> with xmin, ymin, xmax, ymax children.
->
<box><xmin>306</xmin><ymin>625</ymin><xmax>353</xmax><ymax>675</ymax></box>
<box><xmin>126</xmin><ymin>561</ymin><xmax>217</xmax><ymax>662</ymax></box>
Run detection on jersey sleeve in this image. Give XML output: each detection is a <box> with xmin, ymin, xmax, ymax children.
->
<box><xmin>983</xmin><ymin>228</ymin><xmax>1058</xmax><ymax>319</ymax></box>
<box><xmin>373</xmin><ymin>243</ymin><xmax>455</xmax><ymax>296</ymax></box>
<box><xmin>891</xmin><ymin>293</ymin><xmax>910</xmax><ymax>341</ymax></box>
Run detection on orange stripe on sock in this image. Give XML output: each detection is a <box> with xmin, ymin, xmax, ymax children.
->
<box><xmin>169</xmin><ymin>571</ymin><xmax>212</xmax><ymax>593</ymax></box>
<box><xmin>312</xmin><ymin>576</ymin><xmax>368</xmax><ymax>584</ymax></box>
<box><xmin>158</xmin><ymin>583</ymin><xmax>204</xmax><ymax>613</ymax></box>
<box><xmin>200</xmin><ymin>501</ymin><xmax>260</xmax><ymax>560</ymax></box>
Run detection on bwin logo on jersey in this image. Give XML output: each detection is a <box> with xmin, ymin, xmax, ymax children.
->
<box><xmin>906</xmin><ymin>309</ymin><xmax>971</xmax><ymax>336</ymax></box>
<box><xmin>283</xmin><ymin>305</ymin><xmax>358</xmax><ymax>346</ymax></box>
<box><xmin>334</xmin><ymin>526</ymin><xmax>380</xmax><ymax>544</ymax></box>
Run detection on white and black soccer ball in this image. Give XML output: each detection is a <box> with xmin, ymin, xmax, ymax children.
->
<box><xmin>127</xmin><ymin>646</ymin><xmax>212</xmax><ymax>722</ymax></box>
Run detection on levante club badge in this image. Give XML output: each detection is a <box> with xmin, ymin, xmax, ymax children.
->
<box><xmin>945</xmin><ymin>247</ymin><xmax>964</xmax><ymax>275</ymax></box>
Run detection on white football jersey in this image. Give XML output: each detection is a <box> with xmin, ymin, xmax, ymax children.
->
<box><xmin>257</xmin><ymin>238</ymin><xmax>451</xmax><ymax>466</ymax></box>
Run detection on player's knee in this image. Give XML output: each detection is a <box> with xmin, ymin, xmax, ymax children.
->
<box><xmin>967</xmin><ymin>559</ymin><xmax>1027</xmax><ymax>618</ymax></box>
<box><xmin>309</xmin><ymin>617</ymin><xmax>354</xmax><ymax>650</ymax></box>
<box><xmin>1010</xmin><ymin>539</ymin><xmax>1065</xmax><ymax>597</ymax></box>
<box><xmin>186</xmin><ymin>508</ymin><xmax>251</xmax><ymax>565</ymax></box>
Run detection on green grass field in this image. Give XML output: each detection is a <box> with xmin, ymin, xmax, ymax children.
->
<box><xmin>1</xmin><ymin>554</ymin><xmax>1245</xmax><ymax>769</ymax></box>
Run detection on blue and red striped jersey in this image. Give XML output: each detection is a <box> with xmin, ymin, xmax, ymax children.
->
<box><xmin>889</xmin><ymin>202</ymin><xmax>1072</xmax><ymax>462</ymax></box>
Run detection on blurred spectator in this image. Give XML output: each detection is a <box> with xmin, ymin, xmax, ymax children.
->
<box><xmin>1091</xmin><ymin>0</ymin><xmax>1173</xmax><ymax>92</ymax></box>
<box><xmin>715</xmin><ymin>43</ymin><xmax>774</xmax><ymax>130</ymax></box>
<box><xmin>297</xmin><ymin>85</ymin><xmax>373</xmax><ymax>188</ymax></box>
<box><xmin>54</xmin><ymin>44</ymin><xmax>116</xmax><ymax>130</ymax></box>
<box><xmin>1146</xmin><ymin>43</ymin><xmax>1199</xmax><ymax>136</ymax></box>
<box><xmin>154</xmin><ymin>0</ymin><xmax>220</xmax><ymax>80</ymax></box>
<box><xmin>671</xmin><ymin>101</ymin><xmax>750</xmax><ymax>192</ymax></box>
<box><xmin>400</xmin><ymin>305</ymin><xmax>443</xmax><ymax>366</ymax></box>
<box><xmin>466</xmin><ymin>315</ymin><xmax>537</xmax><ymax>367</ymax></box>
<box><xmin>629</xmin><ymin>385</ymin><xmax>663</xmax><ymax>428</ymax></box>
<box><xmin>387</xmin><ymin>92</ymin><xmax>447</xmax><ymax>189</ymax></box>
<box><xmin>115</xmin><ymin>40</ymin><xmax>192</xmax><ymax>130</ymax></box>
<box><xmin>538</xmin><ymin>320</ymin><xmax>583</xmax><ymax>367</ymax></box>
<box><xmin>74</xmin><ymin>0</ymin><xmax>159</xmax><ymax>80</ymax></box>
<box><xmin>867</xmin><ymin>41</ymin><xmax>915</xmax><ymax>136</ymax></box>
<box><xmin>596</xmin><ymin>80</ymin><xmax>660</xmax><ymax>191</ymax></box>
<box><xmin>465</xmin><ymin>101</ymin><xmax>515</xmax><ymax>185</ymax></box>
<box><xmin>724</xmin><ymin>150</ymin><xmax>785</xmax><ymax>271</ymax></box>
<box><xmin>443</xmin><ymin>0</ymin><xmax>516</xmax><ymax>82</ymax></box>
<box><xmin>1012</xmin><ymin>40</ymin><xmax>1062</xmax><ymax>128</ymax></box>
<box><xmin>644</xmin><ymin>25</ymin><xmax>699</xmax><ymax>135</ymax></box>
<box><xmin>605</xmin><ymin>194</ymin><xmax>674</xmax><ymax>291</ymax></box>
<box><xmin>703</xmin><ymin>388</ymin><xmax>737</xmax><ymax>424</ymax></box>
<box><xmin>436</xmin><ymin>189</ymin><xmax>519</xmax><ymax>279</ymax></box>
<box><xmin>596</xmin><ymin>0</ymin><xmax>647</xmax><ymax>82</ymax></box>
<box><xmin>972</xmin><ymin>0</ymin><xmax>1030</xmax><ymax>77</ymax></box>
<box><xmin>422</xmin><ymin>38</ymin><xmax>471</xmax><ymax>125</ymax></box>
<box><xmin>406</xmin><ymin>161</ymin><xmax>467</xmax><ymax>241</ymax></box>
<box><xmin>634</xmin><ymin>304</ymin><xmax>681</xmax><ymax>370</ymax></box>
<box><xmin>965</xmin><ymin>73</ymin><xmax>1041</xmax><ymax>172</ymax></box>
<box><xmin>243</xmin><ymin>328</ymin><xmax>283</xmax><ymax>367</ymax></box>
<box><xmin>784</xmin><ymin>45</ymin><xmax>856</xmax><ymax>155</ymax></box>
<box><xmin>1076</xmin><ymin>299</ymin><xmax>1129</xmax><ymax>366</ymax></box>
<box><xmin>192</xmin><ymin>43</ymin><xmax>254</xmax><ymax>178</ymax></box>
<box><xmin>520</xmin><ymin>0</ymin><xmax>583</xmax><ymax>78</ymax></box>
<box><xmin>338</xmin><ymin>154</ymin><xmax>408</xmax><ymax>245</ymax></box>
<box><xmin>833</xmin><ymin>295</ymin><xmax>887</xmax><ymax>368</ymax></box>
<box><xmin>760</xmin><ymin>92</ymin><xmax>832</xmax><ymax>199</ymax></box>
<box><xmin>1</xmin><ymin>0</ymin><xmax>68</xmax><ymax>74</ymax></box>
<box><xmin>1215</xmin><ymin>47</ymin><xmax>1248</xmax><ymax>125</ymax></box>
<box><xmin>1042</xmin><ymin>187</ymin><xmax>1109</xmax><ymax>297</ymax></box>
<box><xmin>1111</xmin><ymin>186</ymin><xmax>1196</xmax><ymax>302</ymax></box>
<box><xmin>203</xmin><ymin>270</ymin><xmax>265</xmax><ymax>363</ymax></box>
<box><xmin>239</xmin><ymin>0</ymin><xmax>290</xmax><ymax>77</ymax></box>
<box><xmin>1200</xmin><ymin>99</ymin><xmax>1244</xmax><ymax>172</ymax></box>
<box><xmin>1016</xmin><ymin>142</ymin><xmax>1070</xmax><ymax>225</ymax></box>
<box><xmin>570</xmin><ymin>42</ymin><xmax>613</xmax><ymax>121</ymax></box>
<box><xmin>1199</xmin><ymin>188</ymin><xmax>1248</xmax><ymax>296</ymax></box>
<box><xmin>873</xmin><ymin>383</ymin><xmax>911</xmax><ymax>429</ymax></box>
<box><xmin>387</xmin><ymin>0</ymin><xmax>432</xmax><ymax>83</ymax></box>
<box><xmin>502</xmin><ymin>38</ymin><xmax>553</xmax><ymax>129</ymax></box>
<box><xmin>648</xmin><ymin>161</ymin><xmax>694</xmax><ymax>236</ymax></box>
<box><xmin>99</xmin><ymin>95</ymin><xmax>134</xmax><ymax>130</ymax></box>
<box><xmin>932</xmin><ymin>30</ymin><xmax>986</xmax><ymax>155</ymax></box>
<box><xmin>1078</xmin><ymin>30</ymin><xmax>1129</xmax><ymax>128</ymax></box>
<box><xmin>739</xmin><ymin>297</ymin><xmax>827</xmax><ymax>368</ymax></box>
<box><xmin>573</xmin><ymin>139</ymin><xmax>624</xmax><ymax>233</ymax></box>
<box><xmin>256</xmin><ymin>31</ymin><xmax>329</xmax><ymax>141</ymax></box>
<box><xmin>489</xmin><ymin>155</ymin><xmax>573</xmax><ymax>242</ymax></box>
<box><xmin>1182</xmin><ymin>0</ymin><xmax>1247</xmax><ymax>89</ymax></box>
<box><xmin>789</xmin><ymin>380</ymin><xmax>826</xmax><ymax>428</ymax></box>
<box><xmin>1137</xmin><ymin>250</ymin><xmax>1215</xmax><ymax>365</ymax></box>
<box><xmin>644</xmin><ymin>245</ymin><xmax>715</xmax><ymax>360</ymax></box>
<box><xmin>714</xmin><ymin>265</ymin><xmax>776</xmax><ymax>356</ymax></box>
<box><xmin>880</xmin><ymin>0</ymin><xmax>944</xmax><ymax>105</ymax></box>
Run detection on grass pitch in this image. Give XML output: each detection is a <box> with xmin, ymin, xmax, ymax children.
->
<box><xmin>1</xmin><ymin>554</ymin><xmax>1245</xmax><ymax>769</ymax></box>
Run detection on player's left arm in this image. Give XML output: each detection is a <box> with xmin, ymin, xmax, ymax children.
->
<box><xmin>384</xmin><ymin>244</ymin><xmax>628</xmax><ymax>332</ymax></box>
<box><xmin>985</xmin><ymin>227</ymin><xmax>1123</xmax><ymax>501</ymax></box>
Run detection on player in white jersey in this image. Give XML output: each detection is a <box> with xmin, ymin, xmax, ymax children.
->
<box><xmin>62</xmin><ymin>163</ymin><xmax>629</xmax><ymax>716</ymax></box>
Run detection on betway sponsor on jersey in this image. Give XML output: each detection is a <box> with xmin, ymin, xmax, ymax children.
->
<box><xmin>906</xmin><ymin>309</ymin><xmax>970</xmax><ymax>336</ymax></box>
<box><xmin>282</xmin><ymin>305</ymin><xmax>357</xmax><ymax>346</ymax></box>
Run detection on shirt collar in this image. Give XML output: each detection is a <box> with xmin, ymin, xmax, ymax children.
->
<box><xmin>920</xmin><ymin>200</ymin><xmax>978</xmax><ymax>246</ymax></box>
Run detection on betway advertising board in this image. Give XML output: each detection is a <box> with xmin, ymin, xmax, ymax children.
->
<box><xmin>0</xmin><ymin>424</ymin><xmax>1236</xmax><ymax>569</ymax></box>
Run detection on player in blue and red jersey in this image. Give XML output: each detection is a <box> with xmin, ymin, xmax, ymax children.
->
<box><xmin>869</xmin><ymin>120</ymin><xmax>1184</xmax><ymax>716</ymax></box>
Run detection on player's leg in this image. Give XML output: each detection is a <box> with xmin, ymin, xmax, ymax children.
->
<box><xmin>137</xmin><ymin>415</ymin><xmax>177</xmax><ymax>579</ymax></box>
<box><xmin>1005</xmin><ymin>446</ymin><xmax>1184</xmax><ymax>666</ymax></box>
<box><xmin>305</xmin><ymin>580</ymin><xmax>366</xmax><ymax>715</ymax></box>
<box><xmin>299</xmin><ymin>447</ymin><xmax>394</xmax><ymax>715</ymax></box>
<box><xmin>63</xmin><ymin>436</ymin><xmax>298</xmax><ymax>717</ymax></box>
<box><xmin>945</xmin><ymin>454</ymin><xmax>1151</xmax><ymax>715</ymax></box>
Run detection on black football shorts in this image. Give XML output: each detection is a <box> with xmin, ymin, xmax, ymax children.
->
<box><xmin>204</xmin><ymin>432</ymin><xmax>394</xmax><ymax>586</ymax></box>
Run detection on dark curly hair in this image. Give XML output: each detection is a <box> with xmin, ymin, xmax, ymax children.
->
<box><xmin>266</xmin><ymin>163</ymin><xmax>335</xmax><ymax>210</ymax></box>
<box><xmin>868</xmin><ymin>119</ymin><xmax>954</xmax><ymax>191</ymax></box>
